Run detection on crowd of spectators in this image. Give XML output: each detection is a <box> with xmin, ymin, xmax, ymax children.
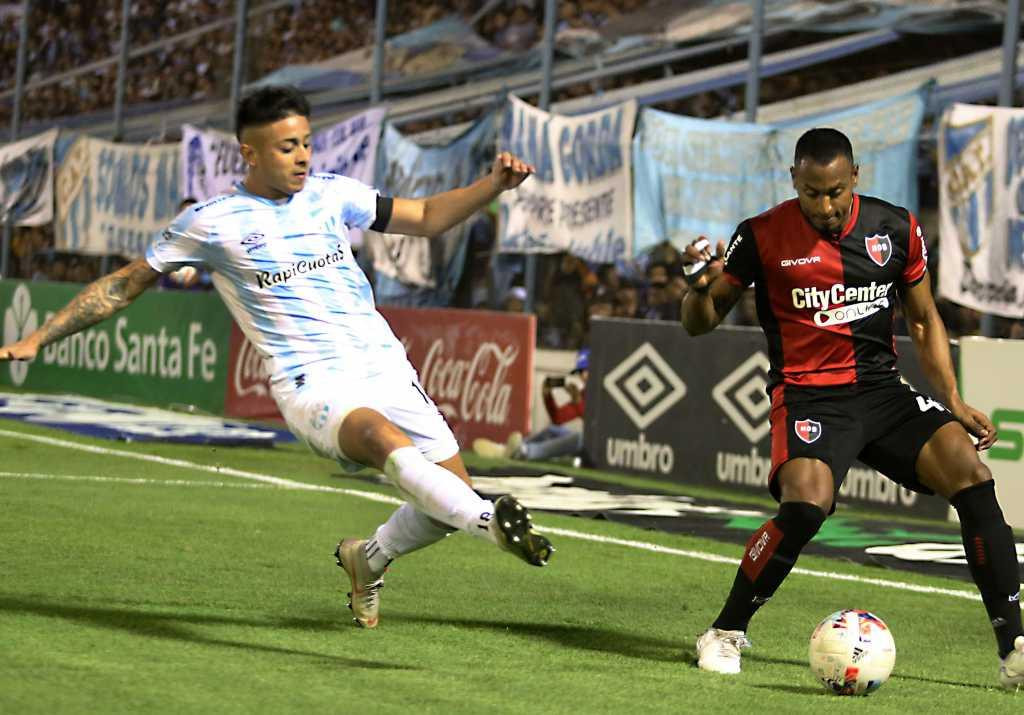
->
<box><xmin>2</xmin><ymin>2</ymin><xmax>1021</xmax><ymax>343</ymax></box>
<box><xmin>0</xmin><ymin>0</ymin><xmax>647</xmax><ymax>126</ymax></box>
<box><xmin>8</xmin><ymin>224</ymin><xmax>105</xmax><ymax>284</ymax></box>
<box><xmin>473</xmin><ymin>235</ymin><xmax>1024</xmax><ymax>350</ymax></box>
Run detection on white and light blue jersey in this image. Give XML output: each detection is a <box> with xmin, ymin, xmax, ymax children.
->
<box><xmin>146</xmin><ymin>173</ymin><xmax>408</xmax><ymax>387</ymax></box>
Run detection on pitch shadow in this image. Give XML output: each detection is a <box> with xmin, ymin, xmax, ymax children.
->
<box><xmin>0</xmin><ymin>595</ymin><xmax>414</xmax><ymax>670</ymax></box>
<box><xmin>389</xmin><ymin>613</ymin><xmax>689</xmax><ymax>663</ymax></box>
<box><xmin>747</xmin><ymin>653</ymin><xmax>991</xmax><ymax>691</ymax></box>
<box><xmin>751</xmin><ymin>684</ymin><xmax>827</xmax><ymax>696</ymax></box>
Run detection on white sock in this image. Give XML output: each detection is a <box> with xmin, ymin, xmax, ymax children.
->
<box><xmin>363</xmin><ymin>537</ymin><xmax>392</xmax><ymax>576</ymax></box>
<box><xmin>383</xmin><ymin>446</ymin><xmax>497</xmax><ymax>543</ymax></box>
<box><xmin>372</xmin><ymin>503</ymin><xmax>453</xmax><ymax>568</ymax></box>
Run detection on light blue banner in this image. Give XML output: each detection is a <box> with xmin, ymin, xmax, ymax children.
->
<box><xmin>369</xmin><ymin>113</ymin><xmax>496</xmax><ymax>306</ymax></box>
<box><xmin>55</xmin><ymin>136</ymin><xmax>180</xmax><ymax>258</ymax></box>
<box><xmin>633</xmin><ymin>85</ymin><xmax>928</xmax><ymax>253</ymax></box>
<box><xmin>0</xmin><ymin>128</ymin><xmax>57</xmax><ymax>227</ymax></box>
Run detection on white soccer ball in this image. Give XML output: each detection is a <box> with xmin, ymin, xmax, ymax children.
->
<box><xmin>808</xmin><ymin>609</ymin><xmax>896</xmax><ymax>696</ymax></box>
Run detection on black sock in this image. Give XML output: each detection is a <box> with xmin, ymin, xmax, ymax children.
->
<box><xmin>713</xmin><ymin>501</ymin><xmax>826</xmax><ymax>632</ymax></box>
<box><xmin>951</xmin><ymin>480</ymin><xmax>1023</xmax><ymax>659</ymax></box>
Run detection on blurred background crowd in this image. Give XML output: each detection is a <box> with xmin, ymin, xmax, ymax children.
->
<box><xmin>0</xmin><ymin>0</ymin><xmax>647</xmax><ymax>124</ymax></box>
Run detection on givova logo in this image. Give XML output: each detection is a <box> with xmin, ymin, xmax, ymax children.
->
<box><xmin>712</xmin><ymin>351</ymin><xmax>770</xmax><ymax>443</ymax></box>
<box><xmin>2</xmin><ymin>285</ymin><xmax>38</xmax><ymax>386</ymax></box>
<box><xmin>603</xmin><ymin>342</ymin><xmax>686</xmax><ymax>430</ymax></box>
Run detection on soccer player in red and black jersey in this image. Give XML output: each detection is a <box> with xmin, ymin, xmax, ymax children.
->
<box><xmin>682</xmin><ymin>128</ymin><xmax>1024</xmax><ymax>688</ymax></box>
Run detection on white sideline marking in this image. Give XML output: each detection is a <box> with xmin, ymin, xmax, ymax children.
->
<box><xmin>0</xmin><ymin>428</ymin><xmax>402</xmax><ymax>506</ymax></box>
<box><xmin>539</xmin><ymin>527</ymin><xmax>982</xmax><ymax>602</ymax></box>
<box><xmin>0</xmin><ymin>428</ymin><xmax>982</xmax><ymax>602</ymax></box>
<box><xmin>0</xmin><ymin>472</ymin><xmax>286</xmax><ymax>490</ymax></box>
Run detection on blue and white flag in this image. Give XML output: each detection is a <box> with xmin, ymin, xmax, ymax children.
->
<box><xmin>181</xmin><ymin>107</ymin><xmax>385</xmax><ymax>202</ymax></box>
<box><xmin>632</xmin><ymin>86</ymin><xmax>927</xmax><ymax>254</ymax></box>
<box><xmin>55</xmin><ymin>136</ymin><xmax>180</xmax><ymax>258</ymax></box>
<box><xmin>0</xmin><ymin>128</ymin><xmax>57</xmax><ymax>226</ymax></box>
<box><xmin>498</xmin><ymin>94</ymin><xmax>637</xmax><ymax>262</ymax></box>
<box><xmin>939</xmin><ymin>103</ymin><xmax>1024</xmax><ymax>318</ymax></box>
<box><xmin>367</xmin><ymin>113</ymin><xmax>496</xmax><ymax>304</ymax></box>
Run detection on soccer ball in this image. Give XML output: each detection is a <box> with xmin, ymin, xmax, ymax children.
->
<box><xmin>808</xmin><ymin>609</ymin><xmax>896</xmax><ymax>695</ymax></box>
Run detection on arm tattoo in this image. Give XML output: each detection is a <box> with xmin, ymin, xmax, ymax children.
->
<box><xmin>35</xmin><ymin>261</ymin><xmax>158</xmax><ymax>347</ymax></box>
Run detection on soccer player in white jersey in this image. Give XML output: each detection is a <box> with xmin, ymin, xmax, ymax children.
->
<box><xmin>0</xmin><ymin>85</ymin><xmax>554</xmax><ymax>629</ymax></box>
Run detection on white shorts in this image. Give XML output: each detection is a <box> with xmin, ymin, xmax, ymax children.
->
<box><xmin>273</xmin><ymin>365</ymin><xmax>460</xmax><ymax>471</ymax></box>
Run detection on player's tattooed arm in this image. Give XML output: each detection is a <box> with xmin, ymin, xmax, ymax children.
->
<box><xmin>0</xmin><ymin>259</ymin><xmax>161</xmax><ymax>361</ymax></box>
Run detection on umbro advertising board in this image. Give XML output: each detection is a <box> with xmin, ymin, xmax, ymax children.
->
<box><xmin>585</xmin><ymin>319</ymin><xmax>952</xmax><ymax>519</ymax></box>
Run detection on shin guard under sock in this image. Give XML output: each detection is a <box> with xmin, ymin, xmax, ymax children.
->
<box><xmin>951</xmin><ymin>480</ymin><xmax>1023</xmax><ymax>658</ymax></box>
<box><xmin>713</xmin><ymin>501</ymin><xmax>826</xmax><ymax>632</ymax></box>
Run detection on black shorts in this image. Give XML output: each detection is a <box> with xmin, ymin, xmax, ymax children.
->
<box><xmin>767</xmin><ymin>378</ymin><xmax>957</xmax><ymax>503</ymax></box>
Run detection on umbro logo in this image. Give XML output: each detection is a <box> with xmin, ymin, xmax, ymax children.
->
<box><xmin>603</xmin><ymin>343</ymin><xmax>686</xmax><ymax>430</ymax></box>
<box><xmin>712</xmin><ymin>351</ymin><xmax>770</xmax><ymax>443</ymax></box>
<box><xmin>242</xmin><ymin>232</ymin><xmax>268</xmax><ymax>254</ymax></box>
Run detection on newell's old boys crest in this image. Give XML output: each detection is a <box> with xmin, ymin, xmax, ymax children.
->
<box><xmin>794</xmin><ymin>419</ymin><xmax>822</xmax><ymax>444</ymax></box>
<box><xmin>865</xmin><ymin>234</ymin><xmax>892</xmax><ymax>267</ymax></box>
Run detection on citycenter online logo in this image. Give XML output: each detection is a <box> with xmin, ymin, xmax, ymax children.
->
<box><xmin>791</xmin><ymin>281</ymin><xmax>893</xmax><ymax>328</ymax></box>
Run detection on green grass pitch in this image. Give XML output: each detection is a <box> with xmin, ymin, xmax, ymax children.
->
<box><xmin>0</xmin><ymin>418</ymin><xmax>1020</xmax><ymax>713</ymax></box>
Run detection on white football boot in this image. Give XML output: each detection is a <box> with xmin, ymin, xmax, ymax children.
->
<box><xmin>696</xmin><ymin>627</ymin><xmax>751</xmax><ymax>675</ymax></box>
<box><xmin>334</xmin><ymin>539</ymin><xmax>384</xmax><ymax>628</ymax></box>
<box><xmin>471</xmin><ymin>437</ymin><xmax>509</xmax><ymax>459</ymax></box>
<box><xmin>999</xmin><ymin>635</ymin><xmax>1024</xmax><ymax>691</ymax></box>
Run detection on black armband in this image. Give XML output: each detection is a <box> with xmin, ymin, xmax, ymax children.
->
<box><xmin>369</xmin><ymin>196</ymin><xmax>394</xmax><ymax>232</ymax></box>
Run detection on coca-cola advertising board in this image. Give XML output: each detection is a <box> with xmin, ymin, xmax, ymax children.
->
<box><xmin>224</xmin><ymin>307</ymin><xmax>536</xmax><ymax>445</ymax></box>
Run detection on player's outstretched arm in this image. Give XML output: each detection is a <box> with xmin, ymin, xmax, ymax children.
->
<box><xmin>901</xmin><ymin>277</ymin><xmax>997</xmax><ymax>451</ymax></box>
<box><xmin>0</xmin><ymin>258</ymin><xmax>161</xmax><ymax>362</ymax></box>
<box><xmin>680</xmin><ymin>238</ymin><xmax>744</xmax><ymax>336</ymax></box>
<box><xmin>384</xmin><ymin>151</ymin><xmax>534</xmax><ymax>237</ymax></box>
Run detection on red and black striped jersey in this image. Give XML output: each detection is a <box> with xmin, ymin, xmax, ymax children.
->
<box><xmin>721</xmin><ymin>194</ymin><xmax>928</xmax><ymax>389</ymax></box>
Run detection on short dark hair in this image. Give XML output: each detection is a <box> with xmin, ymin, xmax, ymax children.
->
<box><xmin>793</xmin><ymin>128</ymin><xmax>854</xmax><ymax>167</ymax></box>
<box><xmin>235</xmin><ymin>85</ymin><xmax>310</xmax><ymax>139</ymax></box>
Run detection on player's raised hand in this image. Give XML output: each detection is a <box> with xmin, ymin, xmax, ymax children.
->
<box><xmin>0</xmin><ymin>337</ymin><xmax>39</xmax><ymax>362</ymax></box>
<box><xmin>682</xmin><ymin>236</ymin><xmax>727</xmax><ymax>293</ymax></box>
<box><xmin>491</xmin><ymin>151</ymin><xmax>535</xmax><ymax>191</ymax></box>
<box><xmin>953</xmin><ymin>402</ymin><xmax>998</xmax><ymax>451</ymax></box>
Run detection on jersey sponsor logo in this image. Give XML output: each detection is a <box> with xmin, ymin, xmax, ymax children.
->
<box><xmin>791</xmin><ymin>281</ymin><xmax>891</xmax><ymax>311</ymax></box>
<box><xmin>813</xmin><ymin>296</ymin><xmax>890</xmax><ymax>327</ymax></box>
<box><xmin>780</xmin><ymin>255</ymin><xmax>821</xmax><ymax>268</ymax></box>
<box><xmin>865</xmin><ymin>233</ymin><xmax>893</xmax><ymax>267</ymax></box>
<box><xmin>255</xmin><ymin>246</ymin><xmax>346</xmax><ymax>289</ymax></box>
<box><xmin>194</xmin><ymin>195</ymin><xmax>230</xmax><ymax>212</ymax></box>
<box><xmin>794</xmin><ymin>418</ymin><xmax>822</xmax><ymax>443</ymax></box>
<box><xmin>790</xmin><ymin>281</ymin><xmax>893</xmax><ymax>327</ymax></box>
